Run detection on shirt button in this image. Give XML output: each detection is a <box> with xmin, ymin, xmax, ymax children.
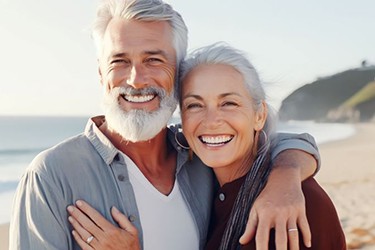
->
<box><xmin>128</xmin><ymin>215</ymin><xmax>136</xmax><ymax>222</ymax></box>
<box><xmin>118</xmin><ymin>174</ymin><xmax>125</xmax><ymax>181</ymax></box>
<box><xmin>219</xmin><ymin>193</ymin><xmax>225</xmax><ymax>201</ymax></box>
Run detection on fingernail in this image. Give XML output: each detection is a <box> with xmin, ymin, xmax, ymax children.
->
<box><xmin>68</xmin><ymin>216</ymin><xmax>73</xmax><ymax>223</ymax></box>
<box><xmin>112</xmin><ymin>206</ymin><xmax>119</xmax><ymax>214</ymax></box>
<box><xmin>76</xmin><ymin>200</ymin><xmax>83</xmax><ymax>207</ymax></box>
<box><xmin>67</xmin><ymin>206</ymin><xmax>74</xmax><ymax>212</ymax></box>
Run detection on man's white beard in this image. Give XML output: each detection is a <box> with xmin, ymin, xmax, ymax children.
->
<box><xmin>101</xmin><ymin>86</ymin><xmax>178</xmax><ymax>142</ymax></box>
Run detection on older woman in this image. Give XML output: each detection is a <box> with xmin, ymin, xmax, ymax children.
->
<box><xmin>179</xmin><ymin>43</ymin><xmax>346</xmax><ymax>249</ymax></box>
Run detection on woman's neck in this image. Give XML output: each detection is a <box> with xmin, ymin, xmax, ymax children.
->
<box><xmin>213</xmin><ymin>155</ymin><xmax>255</xmax><ymax>187</ymax></box>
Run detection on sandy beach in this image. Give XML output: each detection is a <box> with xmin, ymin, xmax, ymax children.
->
<box><xmin>316</xmin><ymin>122</ymin><xmax>375</xmax><ymax>249</ymax></box>
<box><xmin>1</xmin><ymin>122</ymin><xmax>374</xmax><ymax>250</ymax></box>
<box><xmin>0</xmin><ymin>223</ymin><xmax>8</xmax><ymax>250</ymax></box>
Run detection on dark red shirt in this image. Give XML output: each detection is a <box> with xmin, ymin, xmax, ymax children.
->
<box><xmin>205</xmin><ymin>177</ymin><xmax>346</xmax><ymax>250</ymax></box>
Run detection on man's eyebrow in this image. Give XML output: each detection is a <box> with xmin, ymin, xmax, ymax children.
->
<box><xmin>108</xmin><ymin>50</ymin><xmax>168</xmax><ymax>59</ymax></box>
<box><xmin>108</xmin><ymin>53</ymin><xmax>127</xmax><ymax>60</ymax></box>
<box><xmin>144</xmin><ymin>49</ymin><xmax>168</xmax><ymax>57</ymax></box>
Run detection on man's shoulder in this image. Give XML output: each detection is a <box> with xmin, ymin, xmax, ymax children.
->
<box><xmin>42</xmin><ymin>133</ymin><xmax>89</xmax><ymax>156</ymax></box>
<box><xmin>27</xmin><ymin>133</ymin><xmax>92</xmax><ymax>173</ymax></box>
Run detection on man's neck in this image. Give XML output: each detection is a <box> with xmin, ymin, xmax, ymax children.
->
<box><xmin>100</xmin><ymin>121</ymin><xmax>177</xmax><ymax>195</ymax></box>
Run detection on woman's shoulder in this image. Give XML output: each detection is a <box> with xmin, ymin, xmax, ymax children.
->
<box><xmin>302</xmin><ymin>177</ymin><xmax>346</xmax><ymax>249</ymax></box>
<box><xmin>302</xmin><ymin>177</ymin><xmax>334</xmax><ymax>203</ymax></box>
<box><xmin>302</xmin><ymin>177</ymin><xmax>340</xmax><ymax>223</ymax></box>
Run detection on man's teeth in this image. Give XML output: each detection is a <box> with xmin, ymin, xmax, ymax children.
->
<box><xmin>124</xmin><ymin>94</ymin><xmax>155</xmax><ymax>103</ymax></box>
<box><xmin>200</xmin><ymin>135</ymin><xmax>233</xmax><ymax>145</ymax></box>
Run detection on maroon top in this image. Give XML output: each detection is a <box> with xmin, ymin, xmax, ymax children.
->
<box><xmin>205</xmin><ymin>177</ymin><xmax>346</xmax><ymax>250</ymax></box>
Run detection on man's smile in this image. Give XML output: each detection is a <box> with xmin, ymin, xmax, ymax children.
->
<box><xmin>121</xmin><ymin>93</ymin><xmax>156</xmax><ymax>103</ymax></box>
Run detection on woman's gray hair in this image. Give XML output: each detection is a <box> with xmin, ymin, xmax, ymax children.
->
<box><xmin>92</xmin><ymin>0</ymin><xmax>188</xmax><ymax>90</ymax></box>
<box><xmin>180</xmin><ymin>42</ymin><xmax>277</xmax><ymax>135</ymax></box>
<box><xmin>180</xmin><ymin>42</ymin><xmax>278</xmax><ymax>249</ymax></box>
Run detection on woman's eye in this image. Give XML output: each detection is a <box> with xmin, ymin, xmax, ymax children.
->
<box><xmin>222</xmin><ymin>101</ymin><xmax>238</xmax><ymax>107</ymax></box>
<box><xmin>186</xmin><ymin>103</ymin><xmax>202</xmax><ymax>109</ymax></box>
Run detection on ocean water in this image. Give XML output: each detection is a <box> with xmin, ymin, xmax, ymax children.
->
<box><xmin>0</xmin><ymin>116</ymin><xmax>88</xmax><ymax>224</ymax></box>
<box><xmin>277</xmin><ymin>120</ymin><xmax>356</xmax><ymax>144</ymax></box>
<box><xmin>0</xmin><ymin>116</ymin><xmax>355</xmax><ymax>224</ymax></box>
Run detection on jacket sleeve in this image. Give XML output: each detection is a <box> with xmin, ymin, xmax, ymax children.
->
<box><xmin>270</xmin><ymin>132</ymin><xmax>321</xmax><ymax>175</ymax></box>
<box><xmin>9</xmin><ymin>161</ymin><xmax>73</xmax><ymax>250</ymax></box>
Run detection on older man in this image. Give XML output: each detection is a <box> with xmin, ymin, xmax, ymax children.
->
<box><xmin>10</xmin><ymin>0</ymin><xmax>319</xmax><ymax>249</ymax></box>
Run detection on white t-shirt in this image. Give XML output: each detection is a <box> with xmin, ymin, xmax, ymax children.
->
<box><xmin>124</xmin><ymin>153</ymin><xmax>200</xmax><ymax>250</ymax></box>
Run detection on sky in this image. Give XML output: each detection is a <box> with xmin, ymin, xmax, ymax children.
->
<box><xmin>0</xmin><ymin>0</ymin><xmax>374</xmax><ymax>117</ymax></box>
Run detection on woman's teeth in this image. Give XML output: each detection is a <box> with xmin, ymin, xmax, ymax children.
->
<box><xmin>200</xmin><ymin>135</ymin><xmax>233</xmax><ymax>146</ymax></box>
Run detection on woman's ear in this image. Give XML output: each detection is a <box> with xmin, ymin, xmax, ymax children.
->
<box><xmin>254</xmin><ymin>101</ymin><xmax>268</xmax><ymax>131</ymax></box>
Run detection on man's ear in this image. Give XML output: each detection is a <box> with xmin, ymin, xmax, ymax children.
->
<box><xmin>97</xmin><ymin>58</ymin><xmax>104</xmax><ymax>85</ymax></box>
<box><xmin>254</xmin><ymin>101</ymin><xmax>268</xmax><ymax>131</ymax></box>
<box><xmin>98</xmin><ymin>66</ymin><xmax>104</xmax><ymax>85</ymax></box>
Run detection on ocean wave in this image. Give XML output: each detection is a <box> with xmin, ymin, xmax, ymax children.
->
<box><xmin>277</xmin><ymin>121</ymin><xmax>356</xmax><ymax>144</ymax></box>
<box><xmin>0</xmin><ymin>148</ymin><xmax>46</xmax><ymax>155</ymax></box>
<box><xmin>0</xmin><ymin>180</ymin><xmax>19</xmax><ymax>193</ymax></box>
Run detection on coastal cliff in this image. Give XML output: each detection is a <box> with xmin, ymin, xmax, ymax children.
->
<box><xmin>278</xmin><ymin>65</ymin><xmax>375</xmax><ymax>122</ymax></box>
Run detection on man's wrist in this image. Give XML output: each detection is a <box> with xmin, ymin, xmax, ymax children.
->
<box><xmin>272</xmin><ymin>149</ymin><xmax>317</xmax><ymax>181</ymax></box>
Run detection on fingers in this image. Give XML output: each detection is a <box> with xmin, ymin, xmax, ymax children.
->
<box><xmin>240</xmin><ymin>208</ymin><xmax>306</xmax><ymax>250</ymax></box>
<box><xmin>68</xmin><ymin>211</ymin><xmax>102</xmax><ymax>250</ymax></box>
<box><xmin>72</xmin><ymin>230</ymin><xmax>94</xmax><ymax>250</ymax></box>
<box><xmin>274</xmin><ymin>218</ymin><xmax>288</xmax><ymax>250</ymax></box>
<box><xmin>68</xmin><ymin>215</ymin><xmax>92</xmax><ymax>239</ymax></box>
<box><xmin>68</xmin><ymin>202</ymin><xmax>141</xmax><ymax>250</ymax></box>
<box><xmin>111</xmin><ymin>207</ymin><xmax>138</xmax><ymax>236</ymax></box>
<box><xmin>286</xmin><ymin>220</ymin><xmax>299</xmax><ymax>250</ymax></box>
<box><xmin>75</xmin><ymin>200</ymin><xmax>113</xmax><ymax>230</ymax></box>
<box><xmin>254</xmin><ymin>219</ymin><xmax>270</xmax><ymax>250</ymax></box>
<box><xmin>239</xmin><ymin>209</ymin><xmax>257</xmax><ymax>245</ymax></box>
<box><xmin>297</xmin><ymin>214</ymin><xmax>311</xmax><ymax>248</ymax></box>
<box><xmin>67</xmin><ymin>204</ymin><xmax>102</xmax><ymax>237</ymax></box>
<box><xmin>69</xmin><ymin>212</ymin><xmax>98</xmax><ymax>249</ymax></box>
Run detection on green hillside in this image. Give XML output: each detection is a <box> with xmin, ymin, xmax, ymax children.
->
<box><xmin>279</xmin><ymin>66</ymin><xmax>375</xmax><ymax>122</ymax></box>
<box><xmin>342</xmin><ymin>81</ymin><xmax>375</xmax><ymax>108</ymax></box>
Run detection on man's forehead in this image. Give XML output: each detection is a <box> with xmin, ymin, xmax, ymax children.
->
<box><xmin>106</xmin><ymin>18</ymin><xmax>173</xmax><ymax>42</ymax></box>
<box><xmin>102</xmin><ymin>19</ymin><xmax>176</xmax><ymax>57</ymax></box>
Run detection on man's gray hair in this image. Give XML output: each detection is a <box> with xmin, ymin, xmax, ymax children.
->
<box><xmin>92</xmin><ymin>0</ymin><xmax>188</xmax><ymax>84</ymax></box>
<box><xmin>180</xmin><ymin>42</ymin><xmax>277</xmax><ymax>135</ymax></box>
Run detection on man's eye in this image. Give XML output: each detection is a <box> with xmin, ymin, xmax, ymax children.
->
<box><xmin>146</xmin><ymin>58</ymin><xmax>163</xmax><ymax>63</ymax></box>
<box><xmin>111</xmin><ymin>59</ymin><xmax>128</xmax><ymax>64</ymax></box>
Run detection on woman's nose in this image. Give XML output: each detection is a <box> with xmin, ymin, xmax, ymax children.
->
<box><xmin>203</xmin><ymin>108</ymin><xmax>223</xmax><ymax>129</ymax></box>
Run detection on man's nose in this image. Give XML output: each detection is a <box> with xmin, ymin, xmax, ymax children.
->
<box><xmin>126</xmin><ymin>64</ymin><xmax>148</xmax><ymax>89</ymax></box>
